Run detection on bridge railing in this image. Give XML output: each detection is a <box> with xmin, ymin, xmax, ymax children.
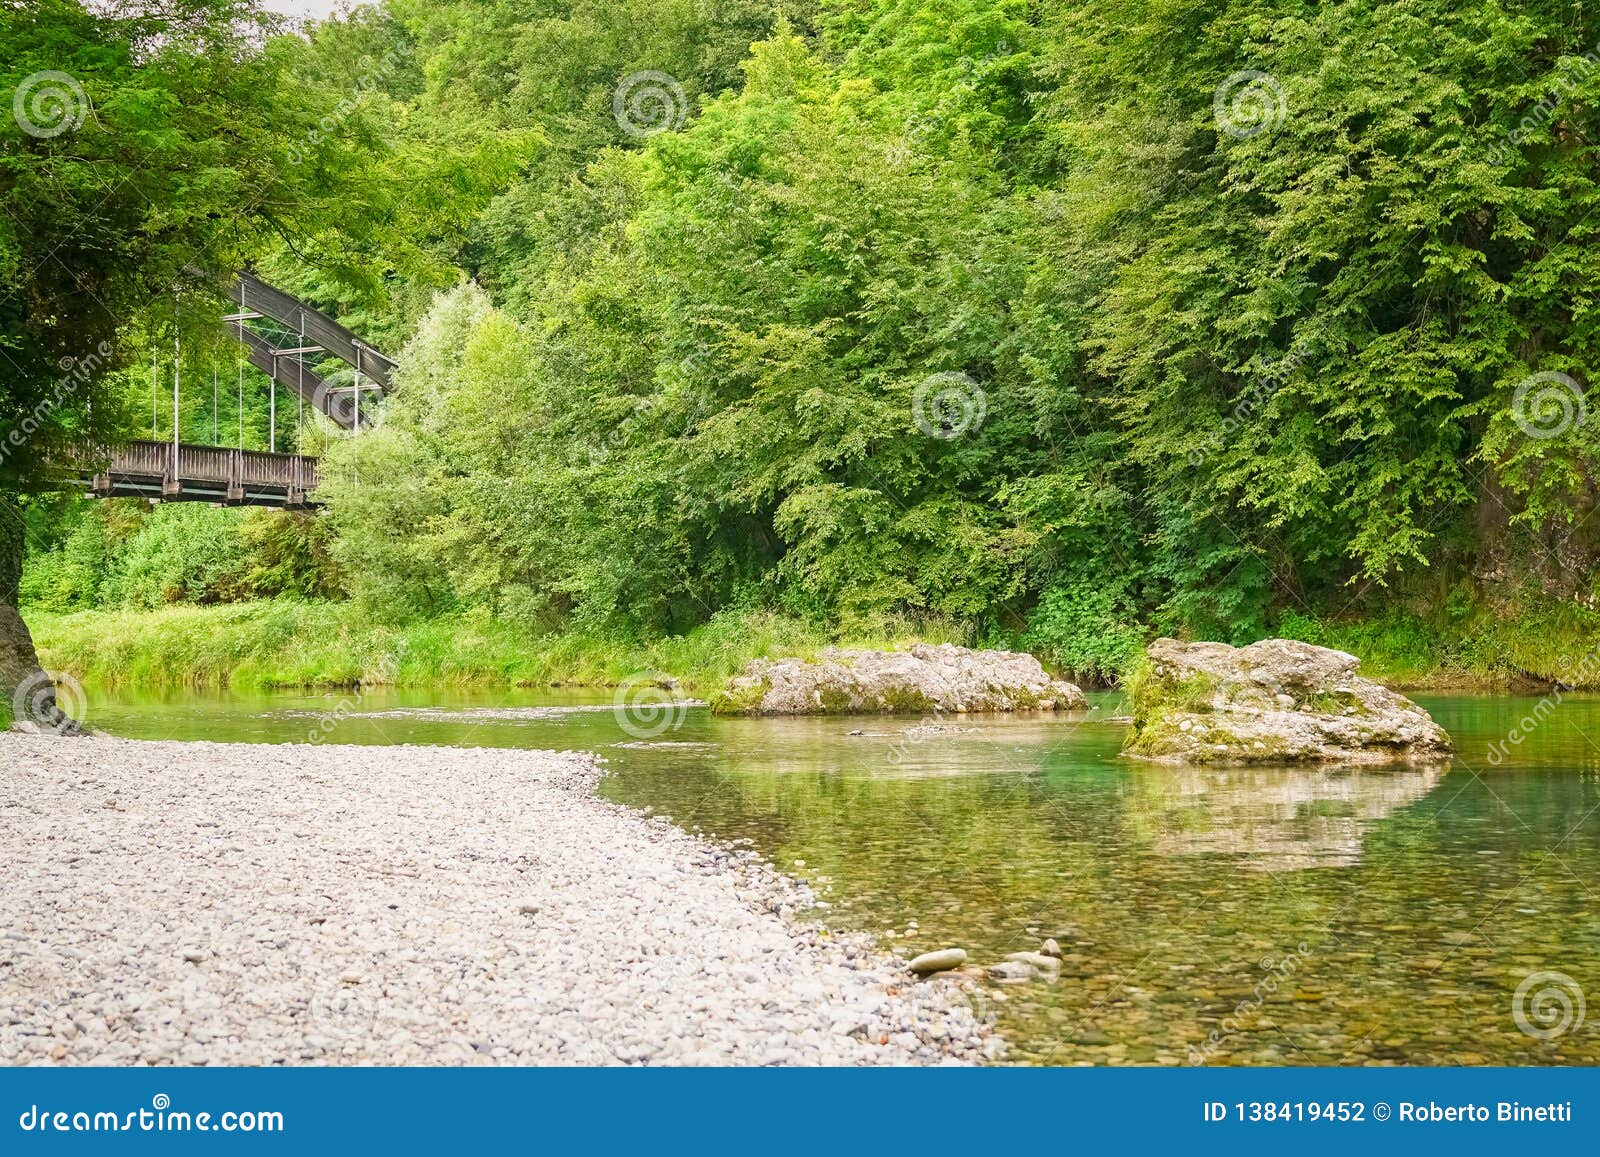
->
<box><xmin>56</xmin><ymin>440</ymin><xmax>321</xmax><ymax>507</ymax></box>
<box><xmin>82</xmin><ymin>441</ymin><xmax>318</xmax><ymax>490</ymax></box>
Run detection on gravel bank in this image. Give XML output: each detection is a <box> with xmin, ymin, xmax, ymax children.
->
<box><xmin>0</xmin><ymin>733</ymin><xmax>996</xmax><ymax>1066</ymax></box>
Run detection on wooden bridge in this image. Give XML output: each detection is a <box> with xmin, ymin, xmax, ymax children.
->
<box><xmin>41</xmin><ymin>271</ymin><xmax>393</xmax><ymax>511</ymax></box>
<box><xmin>227</xmin><ymin>270</ymin><xmax>395</xmax><ymax>431</ymax></box>
<box><xmin>59</xmin><ymin>441</ymin><xmax>322</xmax><ymax>510</ymax></box>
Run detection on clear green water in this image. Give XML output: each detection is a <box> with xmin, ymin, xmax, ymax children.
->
<box><xmin>84</xmin><ymin>688</ymin><xmax>1600</xmax><ymax>1065</ymax></box>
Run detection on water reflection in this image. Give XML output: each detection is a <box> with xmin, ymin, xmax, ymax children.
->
<box><xmin>80</xmin><ymin>688</ymin><xmax>1600</xmax><ymax>1066</ymax></box>
<box><xmin>1128</xmin><ymin>763</ymin><xmax>1449</xmax><ymax>871</ymax></box>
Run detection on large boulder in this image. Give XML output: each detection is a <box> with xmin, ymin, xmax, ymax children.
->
<box><xmin>1123</xmin><ymin>637</ymin><xmax>1452</xmax><ymax>764</ymax></box>
<box><xmin>712</xmin><ymin>644</ymin><xmax>1088</xmax><ymax>716</ymax></box>
<box><xmin>0</xmin><ymin>605</ymin><xmax>81</xmax><ymax>736</ymax></box>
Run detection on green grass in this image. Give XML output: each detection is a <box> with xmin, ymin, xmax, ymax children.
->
<box><xmin>28</xmin><ymin>590</ymin><xmax>1600</xmax><ymax>697</ymax></box>
<box><xmin>24</xmin><ymin>601</ymin><xmax>973</xmax><ymax>692</ymax></box>
<box><xmin>1273</xmin><ymin>602</ymin><xmax>1600</xmax><ymax>690</ymax></box>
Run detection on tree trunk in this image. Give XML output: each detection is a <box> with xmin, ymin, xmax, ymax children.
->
<box><xmin>0</xmin><ymin>497</ymin><xmax>78</xmax><ymax>733</ymax></box>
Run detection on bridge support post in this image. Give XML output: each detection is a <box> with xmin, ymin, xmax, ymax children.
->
<box><xmin>224</xmin><ymin>448</ymin><xmax>244</xmax><ymax>506</ymax></box>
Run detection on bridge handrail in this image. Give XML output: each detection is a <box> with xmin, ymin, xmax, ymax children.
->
<box><xmin>232</xmin><ymin>271</ymin><xmax>396</xmax><ymax>392</ymax></box>
<box><xmin>60</xmin><ymin>439</ymin><xmax>320</xmax><ymax>493</ymax></box>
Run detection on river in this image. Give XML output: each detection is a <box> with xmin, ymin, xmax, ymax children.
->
<box><xmin>84</xmin><ymin>687</ymin><xmax>1600</xmax><ymax>1065</ymax></box>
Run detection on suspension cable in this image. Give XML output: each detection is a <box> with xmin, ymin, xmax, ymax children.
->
<box><xmin>237</xmin><ymin>280</ymin><xmax>245</xmax><ymax>450</ymax></box>
<box><xmin>297</xmin><ymin>310</ymin><xmax>305</xmax><ymax>455</ymax></box>
<box><xmin>171</xmin><ymin>300</ymin><xmax>181</xmax><ymax>484</ymax></box>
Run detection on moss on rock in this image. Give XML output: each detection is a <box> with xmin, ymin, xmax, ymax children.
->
<box><xmin>1124</xmin><ymin>638</ymin><xmax>1452</xmax><ymax>765</ymax></box>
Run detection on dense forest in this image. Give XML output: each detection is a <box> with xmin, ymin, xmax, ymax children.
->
<box><xmin>7</xmin><ymin>0</ymin><xmax>1600</xmax><ymax>692</ymax></box>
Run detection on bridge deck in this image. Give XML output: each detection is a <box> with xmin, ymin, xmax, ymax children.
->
<box><xmin>57</xmin><ymin>440</ymin><xmax>322</xmax><ymax>510</ymax></box>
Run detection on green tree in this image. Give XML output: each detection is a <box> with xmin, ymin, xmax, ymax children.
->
<box><xmin>1</xmin><ymin>0</ymin><xmax>369</xmax><ymax>723</ymax></box>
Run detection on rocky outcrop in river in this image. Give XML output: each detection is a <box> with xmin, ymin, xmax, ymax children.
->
<box><xmin>1123</xmin><ymin>637</ymin><xmax>1452</xmax><ymax>764</ymax></box>
<box><xmin>712</xmin><ymin>644</ymin><xmax>1088</xmax><ymax>716</ymax></box>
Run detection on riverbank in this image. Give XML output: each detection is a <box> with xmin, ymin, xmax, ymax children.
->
<box><xmin>26</xmin><ymin>598</ymin><xmax>1600</xmax><ymax>696</ymax></box>
<box><xmin>0</xmin><ymin>733</ymin><xmax>995</xmax><ymax>1065</ymax></box>
<box><xmin>24</xmin><ymin>603</ymin><xmax>972</xmax><ymax>694</ymax></box>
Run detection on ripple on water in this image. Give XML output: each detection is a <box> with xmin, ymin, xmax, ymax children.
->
<box><xmin>87</xmin><ymin>689</ymin><xmax>1600</xmax><ymax>1066</ymax></box>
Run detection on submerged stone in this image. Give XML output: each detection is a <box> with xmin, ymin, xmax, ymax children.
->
<box><xmin>986</xmin><ymin>960</ymin><xmax>1037</xmax><ymax>981</ymax></box>
<box><xmin>907</xmin><ymin>948</ymin><xmax>968</xmax><ymax>976</ymax></box>
<box><xmin>1123</xmin><ymin>637</ymin><xmax>1452</xmax><ymax>765</ymax></box>
<box><xmin>1005</xmin><ymin>951</ymin><xmax>1062</xmax><ymax>972</ymax></box>
<box><xmin>711</xmin><ymin>644</ymin><xmax>1088</xmax><ymax>716</ymax></box>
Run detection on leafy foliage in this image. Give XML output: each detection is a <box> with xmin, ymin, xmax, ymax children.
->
<box><xmin>22</xmin><ymin>502</ymin><xmax>340</xmax><ymax>611</ymax></box>
<box><xmin>18</xmin><ymin>0</ymin><xmax>1600</xmax><ymax>679</ymax></box>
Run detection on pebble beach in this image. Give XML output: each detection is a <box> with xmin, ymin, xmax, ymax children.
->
<box><xmin>0</xmin><ymin>733</ymin><xmax>996</xmax><ymax>1066</ymax></box>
